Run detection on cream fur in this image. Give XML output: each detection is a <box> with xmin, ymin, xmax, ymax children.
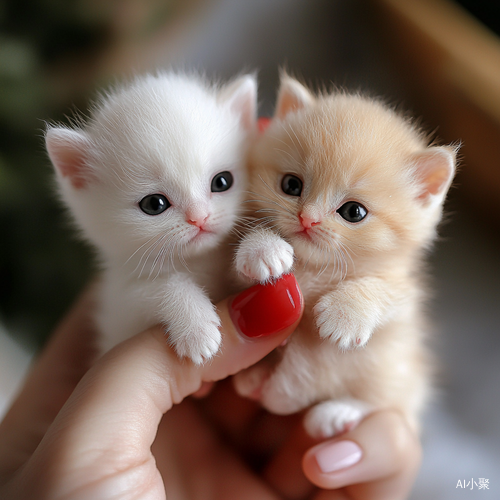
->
<box><xmin>234</xmin><ymin>76</ymin><xmax>456</xmax><ymax>437</ymax></box>
<box><xmin>46</xmin><ymin>72</ymin><xmax>257</xmax><ymax>364</ymax></box>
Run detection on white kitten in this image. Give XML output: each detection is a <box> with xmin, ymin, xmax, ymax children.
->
<box><xmin>46</xmin><ymin>72</ymin><xmax>257</xmax><ymax>364</ymax></box>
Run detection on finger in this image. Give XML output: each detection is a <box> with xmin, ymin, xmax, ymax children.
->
<box><xmin>152</xmin><ymin>399</ymin><xmax>280</xmax><ymax>500</ymax></box>
<box><xmin>7</xmin><ymin>275</ymin><xmax>303</xmax><ymax>497</ymax></box>
<box><xmin>302</xmin><ymin>411</ymin><xmax>422</xmax><ymax>500</ymax></box>
<box><xmin>0</xmin><ymin>284</ymin><xmax>98</xmax><ymax>479</ymax></box>
<box><xmin>263</xmin><ymin>414</ymin><xmax>317</xmax><ymax>500</ymax></box>
<box><xmin>313</xmin><ymin>490</ymin><xmax>350</xmax><ymax>500</ymax></box>
<box><xmin>191</xmin><ymin>381</ymin><xmax>215</xmax><ymax>398</ymax></box>
<box><xmin>204</xmin><ymin>273</ymin><xmax>303</xmax><ymax>382</ymax></box>
<box><xmin>197</xmin><ymin>378</ymin><xmax>263</xmax><ymax>447</ymax></box>
<box><xmin>199</xmin><ymin>382</ymin><xmax>305</xmax><ymax>476</ymax></box>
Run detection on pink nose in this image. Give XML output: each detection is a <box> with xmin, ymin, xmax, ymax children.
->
<box><xmin>187</xmin><ymin>215</ymin><xmax>208</xmax><ymax>228</ymax></box>
<box><xmin>300</xmin><ymin>214</ymin><xmax>321</xmax><ymax>229</ymax></box>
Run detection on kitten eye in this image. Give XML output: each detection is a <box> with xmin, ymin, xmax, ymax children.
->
<box><xmin>139</xmin><ymin>194</ymin><xmax>171</xmax><ymax>215</ymax></box>
<box><xmin>211</xmin><ymin>171</ymin><xmax>233</xmax><ymax>192</ymax></box>
<box><xmin>281</xmin><ymin>174</ymin><xmax>303</xmax><ymax>196</ymax></box>
<box><xmin>337</xmin><ymin>201</ymin><xmax>367</xmax><ymax>223</ymax></box>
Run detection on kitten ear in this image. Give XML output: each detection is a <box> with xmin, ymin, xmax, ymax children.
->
<box><xmin>46</xmin><ymin>127</ymin><xmax>93</xmax><ymax>189</ymax></box>
<box><xmin>275</xmin><ymin>75</ymin><xmax>314</xmax><ymax>120</ymax></box>
<box><xmin>218</xmin><ymin>74</ymin><xmax>257</xmax><ymax>131</ymax></box>
<box><xmin>411</xmin><ymin>146</ymin><xmax>456</xmax><ymax>206</ymax></box>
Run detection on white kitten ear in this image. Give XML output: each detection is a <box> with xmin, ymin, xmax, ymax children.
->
<box><xmin>218</xmin><ymin>74</ymin><xmax>257</xmax><ymax>131</ymax></box>
<box><xmin>411</xmin><ymin>146</ymin><xmax>456</xmax><ymax>206</ymax></box>
<box><xmin>275</xmin><ymin>75</ymin><xmax>314</xmax><ymax>120</ymax></box>
<box><xmin>46</xmin><ymin>127</ymin><xmax>93</xmax><ymax>189</ymax></box>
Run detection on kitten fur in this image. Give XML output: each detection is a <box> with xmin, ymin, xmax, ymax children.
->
<box><xmin>46</xmin><ymin>72</ymin><xmax>257</xmax><ymax>364</ymax></box>
<box><xmin>234</xmin><ymin>75</ymin><xmax>456</xmax><ymax>438</ymax></box>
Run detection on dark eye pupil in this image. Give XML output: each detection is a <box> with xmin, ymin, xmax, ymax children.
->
<box><xmin>281</xmin><ymin>174</ymin><xmax>303</xmax><ymax>196</ymax></box>
<box><xmin>139</xmin><ymin>194</ymin><xmax>170</xmax><ymax>215</ymax></box>
<box><xmin>337</xmin><ymin>202</ymin><xmax>367</xmax><ymax>223</ymax></box>
<box><xmin>211</xmin><ymin>171</ymin><xmax>233</xmax><ymax>192</ymax></box>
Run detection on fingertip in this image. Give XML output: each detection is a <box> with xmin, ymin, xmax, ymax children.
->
<box><xmin>302</xmin><ymin>411</ymin><xmax>422</xmax><ymax>492</ymax></box>
<box><xmin>228</xmin><ymin>273</ymin><xmax>303</xmax><ymax>339</ymax></box>
<box><xmin>302</xmin><ymin>439</ymin><xmax>363</xmax><ymax>489</ymax></box>
<box><xmin>201</xmin><ymin>275</ymin><xmax>303</xmax><ymax>381</ymax></box>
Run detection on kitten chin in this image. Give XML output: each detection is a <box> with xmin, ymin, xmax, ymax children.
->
<box><xmin>235</xmin><ymin>75</ymin><xmax>456</xmax><ymax>438</ymax></box>
<box><xmin>46</xmin><ymin>71</ymin><xmax>257</xmax><ymax>364</ymax></box>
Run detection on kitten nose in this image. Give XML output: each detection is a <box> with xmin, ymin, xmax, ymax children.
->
<box><xmin>300</xmin><ymin>214</ymin><xmax>321</xmax><ymax>229</ymax></box>
<box><xmin>186</xmin><ymin>208</ymin><xmax>209</xmax><ymax>228</ymax></box>
<box><xmin>187</xmin><ymin>215</ymin><xmax>208</xmax><ymax>228</ymax></box>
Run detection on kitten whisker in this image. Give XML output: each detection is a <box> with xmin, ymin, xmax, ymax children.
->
<box><xmin>179</xmin><ymin>240</ymin><xmax>190</xmax><ymax>272</ymax></box>
<box><xmin>317</xmin><ymin>246</ymin><xmax>331</xmax><ymax>278</ymax></box>
<box><xmin>135</xmin><ymin>234</ymin><xmax>167</xmax><ymax>278</ymax></box>
<box><xmin>148</xmin><ymin>232</ymin><xmax>177</xmax><ymax>279</ymax></box>
<box><xmin>338</xmin><ymin>240</ymin><xmax>356</xmax><ymax>276</ymax></box>
<box><xmin>252</xmin><ymin>180</ymin><xmax>297</xmax><ymax>217</ymax></box>
<box><xmin>280</xmin><ymin>122</ymin><xmax>302</xmax><ymax>153</ymax></box>
<box><xmin>273</xmin><ymin>147</ymin><xmax>298</xmax><ymax>167</ymax></box>
<box><xmin>336</xmin><ymin>244</ymin><xmax>349</xmax><ymax>281</ymax></box>
<box><xmin>289</xmin><ymin>122</ymin><xmax>304</xmax><ymax>149</ymax></box>
<box><xmin>125</xmin><ymin>233</ymin><xmax>161</xmax><ymax>267</ymax></box>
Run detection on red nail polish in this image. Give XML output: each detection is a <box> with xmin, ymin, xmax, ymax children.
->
<box><xmin>230</xmin><ymin>274</ymin><xmax>302</xmax><ymax>338</ymax></box>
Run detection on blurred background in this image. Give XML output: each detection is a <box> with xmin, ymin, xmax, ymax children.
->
<box><xmin>0</xmin><ymin>0</ymin><xmax>499</xmax><ymax>498</ymax></box>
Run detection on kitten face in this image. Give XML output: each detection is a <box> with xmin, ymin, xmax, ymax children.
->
<box><xmin>250</xmin><ymin>83</ymin><xmax>455</xmax><ymax>274</ymax></box>
<box><xmin>46</xmin><ymin>73</ymin><xmax>257</xmax><ymax>274</ymax></box>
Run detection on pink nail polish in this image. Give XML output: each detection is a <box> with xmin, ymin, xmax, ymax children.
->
<box><xmin>314</xmin><ymin>440</ymin><xmax>362</xmax><ymax>474</ymax></box>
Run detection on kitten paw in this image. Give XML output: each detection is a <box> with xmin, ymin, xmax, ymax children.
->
<box><xmin>304</xmin><ymin>399</ymin><xmax>371</xmax><ymax>439</ymax></box>
<box><xmin>236</xmin><ymin>232</ymin><xmax>294</xmax><ymax>282</ymax></box>
<box><xmin>314</xmin><ymin>294</ymin><xmax>376</xmax><ymax>350</ymax></box>
<box><xmin>167</xmin><ymin>308</ymin><xmax>221</xmax><ymax>365</ymax></box>
<box><xmin>233</xmin><ymin>363</ymin><xmax>271</xmax><ymax>400</ymax></box>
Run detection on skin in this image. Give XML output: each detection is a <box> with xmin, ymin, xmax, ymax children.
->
<box><xmin>0</xmin><ymin>284</ymin><xmax>421</xmax><ymax>500</ymax></box>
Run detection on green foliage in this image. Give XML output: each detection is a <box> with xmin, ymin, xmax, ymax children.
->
<box><xmin>0</xmin><ymin>0</ymin><xmax>109</xmax><ymax>348</ymax></box>
<box><xmin>0</xmin><ymin>0</ymin><xmax>174</xmax><ymax>349</ymax></box>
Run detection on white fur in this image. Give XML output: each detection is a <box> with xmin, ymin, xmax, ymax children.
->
<box><xmin>235</xmin><ymin>227</ymin><xmax>294</xmax><ymax>282</ymax></box>
<box><xmin>304</xmin><ymin>399</ymin><xmax>372</xmax><ymax>439</ymax></box>
<box><xmin>46</xmin><ymin>72</ymin><xmax>257</xmax><ymax>363</ymax></box>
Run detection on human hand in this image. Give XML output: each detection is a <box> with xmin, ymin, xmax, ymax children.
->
<box><xmin>197</xmin><ymin>379</ymin><xmax>421</xmax><ymax>500</ymax></box>
<box><xmin>0</xmin><ymin>274</ymin><xmax>302</xmax><ymax>499</ymax></box>
<box><xmin>0</xmin><ymin>272</ymin><xmax>421</xmax><ymax>500</ymax></box>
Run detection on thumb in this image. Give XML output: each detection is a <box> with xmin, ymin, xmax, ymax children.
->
<box><xmin>204</xmin><ymin>272</ymin><xmax>303</xmax><ymax>383</ymax></box>
<box><xmin>7</xmin><ymin>275</ymin><xmax>302</xmax><ymax>499</ymax></box>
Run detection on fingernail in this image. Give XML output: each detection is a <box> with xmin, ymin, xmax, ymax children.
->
<box><xmin>314</xmin><ymin>440</ymin><xmax>363</xmax><ymax>474</ymax></box>
<box><xmin>229</xmin><ymin>274</ymin><xmax>302</xmax><ymax>338</ymax></box>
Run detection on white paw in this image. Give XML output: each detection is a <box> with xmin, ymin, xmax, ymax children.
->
<box><xmin>313</xmin><ymin>294</ymin><xmax>376</xmax><ymax>351</ymax></box>
<box><xmin>304</xmin><ymin>399</ymin><xmax>371</xmax><ymax>439</ymax></box>
<box><xmin>236</xmin><ymin>232</ymin><xmax>294</xmax><ymax>282</ymax></box>
<box><xmin>166</xmin><ymin>306</ymin><xmax>221</xmax><ymax>365</ymax></box>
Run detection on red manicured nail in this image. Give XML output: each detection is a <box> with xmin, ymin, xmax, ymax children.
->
<box><xmin>229</xmin><ymin>274</ymin><xmax>302</xmax><ymax>338</ymax></box>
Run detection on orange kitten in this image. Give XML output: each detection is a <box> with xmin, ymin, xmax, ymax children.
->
<box><xmin>234</xmin><ymin>76</ymin><xmax>456</xmax><ymax>438</ymax></box>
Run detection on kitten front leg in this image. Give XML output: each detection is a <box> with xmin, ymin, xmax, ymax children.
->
<box><xmin>304</xmin><ymin>399</ymin><xmax>372</xmax><ymax>439</ymax></box>
<box><xmin>238</xmin><ymin>338</ymin><xmax>316</xmax><ymax>415</ymax></box>
<box><xmin>313</xmin><ymin>277</ymin><xmax>401</xmax><ymax>350</ymax></box>
<box><xmin>235</xmin><ymin>228</ymin><xmax>294</xmax><ymax>282</ymax></box>
<box><xmin>160</xmin><ymin>274</ymin><xmax>221</xmax><ymax>365</ymax></box>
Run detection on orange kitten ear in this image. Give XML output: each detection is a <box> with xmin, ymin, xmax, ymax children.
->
<box><xmin>218</xmin><ymin>74</ymin><xmax>257</xmax><ymax>131</ymax></box>
<box><xmin>275</xmin><ymin>75</ymin><xmax>314</xmax><ymax>120</ymax></box>
<box><xmin>46</xmin><ymin>127</ymin><xmax>93</xmax><ymax>190</ymax></box>
<box><xmin>412</xmin><ymin>146</ymin><xmax>456</xmax><ymax>206</ymax></box>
